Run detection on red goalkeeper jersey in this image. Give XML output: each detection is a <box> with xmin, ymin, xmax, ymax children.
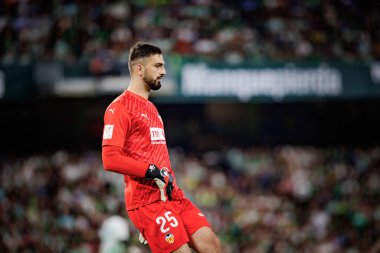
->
<box><xmin>102</xmin><ymin>90</ymin><xmax>184</xmax><ymax>210</ymax></box>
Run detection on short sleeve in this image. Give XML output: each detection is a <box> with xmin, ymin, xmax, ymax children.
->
<box><xmin>102</xmin><ymin>102</ymin><xmax>131</xmax><ymax>148</ymax></box>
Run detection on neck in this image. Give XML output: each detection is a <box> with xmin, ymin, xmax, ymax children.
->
<box><xmin>127</xmin><ymin>77</ymin><xmax>150</xmax><ymax>99</ymax></box>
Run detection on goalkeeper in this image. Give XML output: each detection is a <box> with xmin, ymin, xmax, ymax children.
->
<box><xmin>101</xmin><ymin>42</ymin><xmax>220</xmax><ymax>253</ymax></box>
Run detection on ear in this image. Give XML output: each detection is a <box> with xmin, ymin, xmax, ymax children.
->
<box><xmin>137</xmin><ymin>64</ymin><xmax>144</xmax><ymax>77</ymax></box>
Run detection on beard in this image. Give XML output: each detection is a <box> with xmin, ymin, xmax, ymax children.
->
<box><xmin>143</xmin><ymin>75</ymin><xmax>162</xmax><ymax>90</ymax></box>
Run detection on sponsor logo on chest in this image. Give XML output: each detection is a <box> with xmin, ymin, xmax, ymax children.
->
<box><xmin>150</xmin><ymin>127</ymin><xmax>166</xmax><ymax>144</ymax></box>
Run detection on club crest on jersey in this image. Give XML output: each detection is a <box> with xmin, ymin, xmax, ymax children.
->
<box><xmin>165</xmin><ymin>233</ymin><xmax>175</xmax><ymax>244</ymax></box>
<box><xmin>150</xmin><ymin>127</ymin><xmax>166</xmax><ymax>144</ymax></box>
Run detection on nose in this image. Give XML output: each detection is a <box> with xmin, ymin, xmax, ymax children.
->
<box><xmin>161</xmin><ymin>67</ymin><xmax>166</xmax><ymax>76</ymax></box>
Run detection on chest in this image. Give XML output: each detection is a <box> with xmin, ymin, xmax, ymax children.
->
<box><xmin>128</xmin><ymin>103</ymin><xmax>166</xmax><ymax>144</ymax></box>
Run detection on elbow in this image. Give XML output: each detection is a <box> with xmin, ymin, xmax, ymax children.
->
<box><xmin>102</xmin><ymin>154</ymin><xmax>111</xmax><ymax>171</ymax></box>
<box><xmin>102</xmin><ymin>159</ymin><xmax>112</xmax><ymax>172</ymax></box>
<box><xmin>102</xmin><ymin>146</ymin><xmax>117</xmax><ymax>171</ymax></box>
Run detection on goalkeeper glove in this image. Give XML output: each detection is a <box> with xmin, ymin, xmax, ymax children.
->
<box><xmin>139</xmin><ymin>232</ymin><xmax>148</xmax><ymax>245</ymax></box>
<box><xmin>145</xmin><ymin>165</ymin><xmax>174</xmax><ymax>202</ymax></box>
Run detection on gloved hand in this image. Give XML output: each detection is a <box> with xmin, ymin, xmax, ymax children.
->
<box><xmin>145</xmin><ymin>165</ymin><xmax>174</xmax><ymax>202</ymax></box>
<box><xmin>139</xmin><ymin>232</ymin><xmax>148</xmax><ymax>245</ymax></box>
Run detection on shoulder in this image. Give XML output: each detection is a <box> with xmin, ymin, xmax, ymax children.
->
<box><xmin>147</xmin><ymin>100</ymin><xmax>159</xmax><ymax>111</ymax></box>
<box><xmin>104</xmin><ymin>92</ymin><xmax>131</xmax><ymax>118</ymax></box>
<box><xmin>105</xmin><ymin>91</ymin><xmax>132</xmax><ymax>111</ymax></box>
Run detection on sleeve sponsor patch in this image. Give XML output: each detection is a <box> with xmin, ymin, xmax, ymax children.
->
<box><xmin>103</xmin><ymin>125</ymin><xmax>114</xmax><ymax>139</ymax></box>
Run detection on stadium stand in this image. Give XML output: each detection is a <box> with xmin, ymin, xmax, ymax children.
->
<box><xmin>0</xmin><ymin>0</ymin><xmax>379</xmax><ymax>66</ymax></box>
<box><xmin>1</xmin><ymin>147</ymin><xmax>380</xmax><ymax>252</ymax></box>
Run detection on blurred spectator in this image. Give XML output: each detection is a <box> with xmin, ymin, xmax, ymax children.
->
<box><xmin>98</xmin><ymin>212</ymin><xmax>130</xmax><ymax>253</ymax></box>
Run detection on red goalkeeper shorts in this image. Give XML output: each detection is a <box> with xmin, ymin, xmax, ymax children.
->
<box><xmin>128</xmin><ymin>198</ymin><xmax>211</xmax><ymax>253</ymax></box>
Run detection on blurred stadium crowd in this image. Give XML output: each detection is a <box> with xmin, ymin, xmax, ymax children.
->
<box><xmin>1</xmin><ymin>146</ymin><xmax>380</xmax><ymax>253</ymax></box>
<box><xmin>0</xmin><ymin>0</ymin><xmax>379</xmax><ymax>69</ymax></box>
<box><xmin>1</xmin><ymin>0</ymin><xmax>380</xmax><ymax>253</ymax></box>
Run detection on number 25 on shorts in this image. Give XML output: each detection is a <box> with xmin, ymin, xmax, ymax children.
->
<box><xmin>156</xmin><ymin>211</ymin><xmax>178</xmax><ymax>233</ymax></box>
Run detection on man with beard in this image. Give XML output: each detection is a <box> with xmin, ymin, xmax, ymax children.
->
<box><xmin>101</xmin><ymin>42</ymin><xmax>220</xmax><ymax>253</ymax></box>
